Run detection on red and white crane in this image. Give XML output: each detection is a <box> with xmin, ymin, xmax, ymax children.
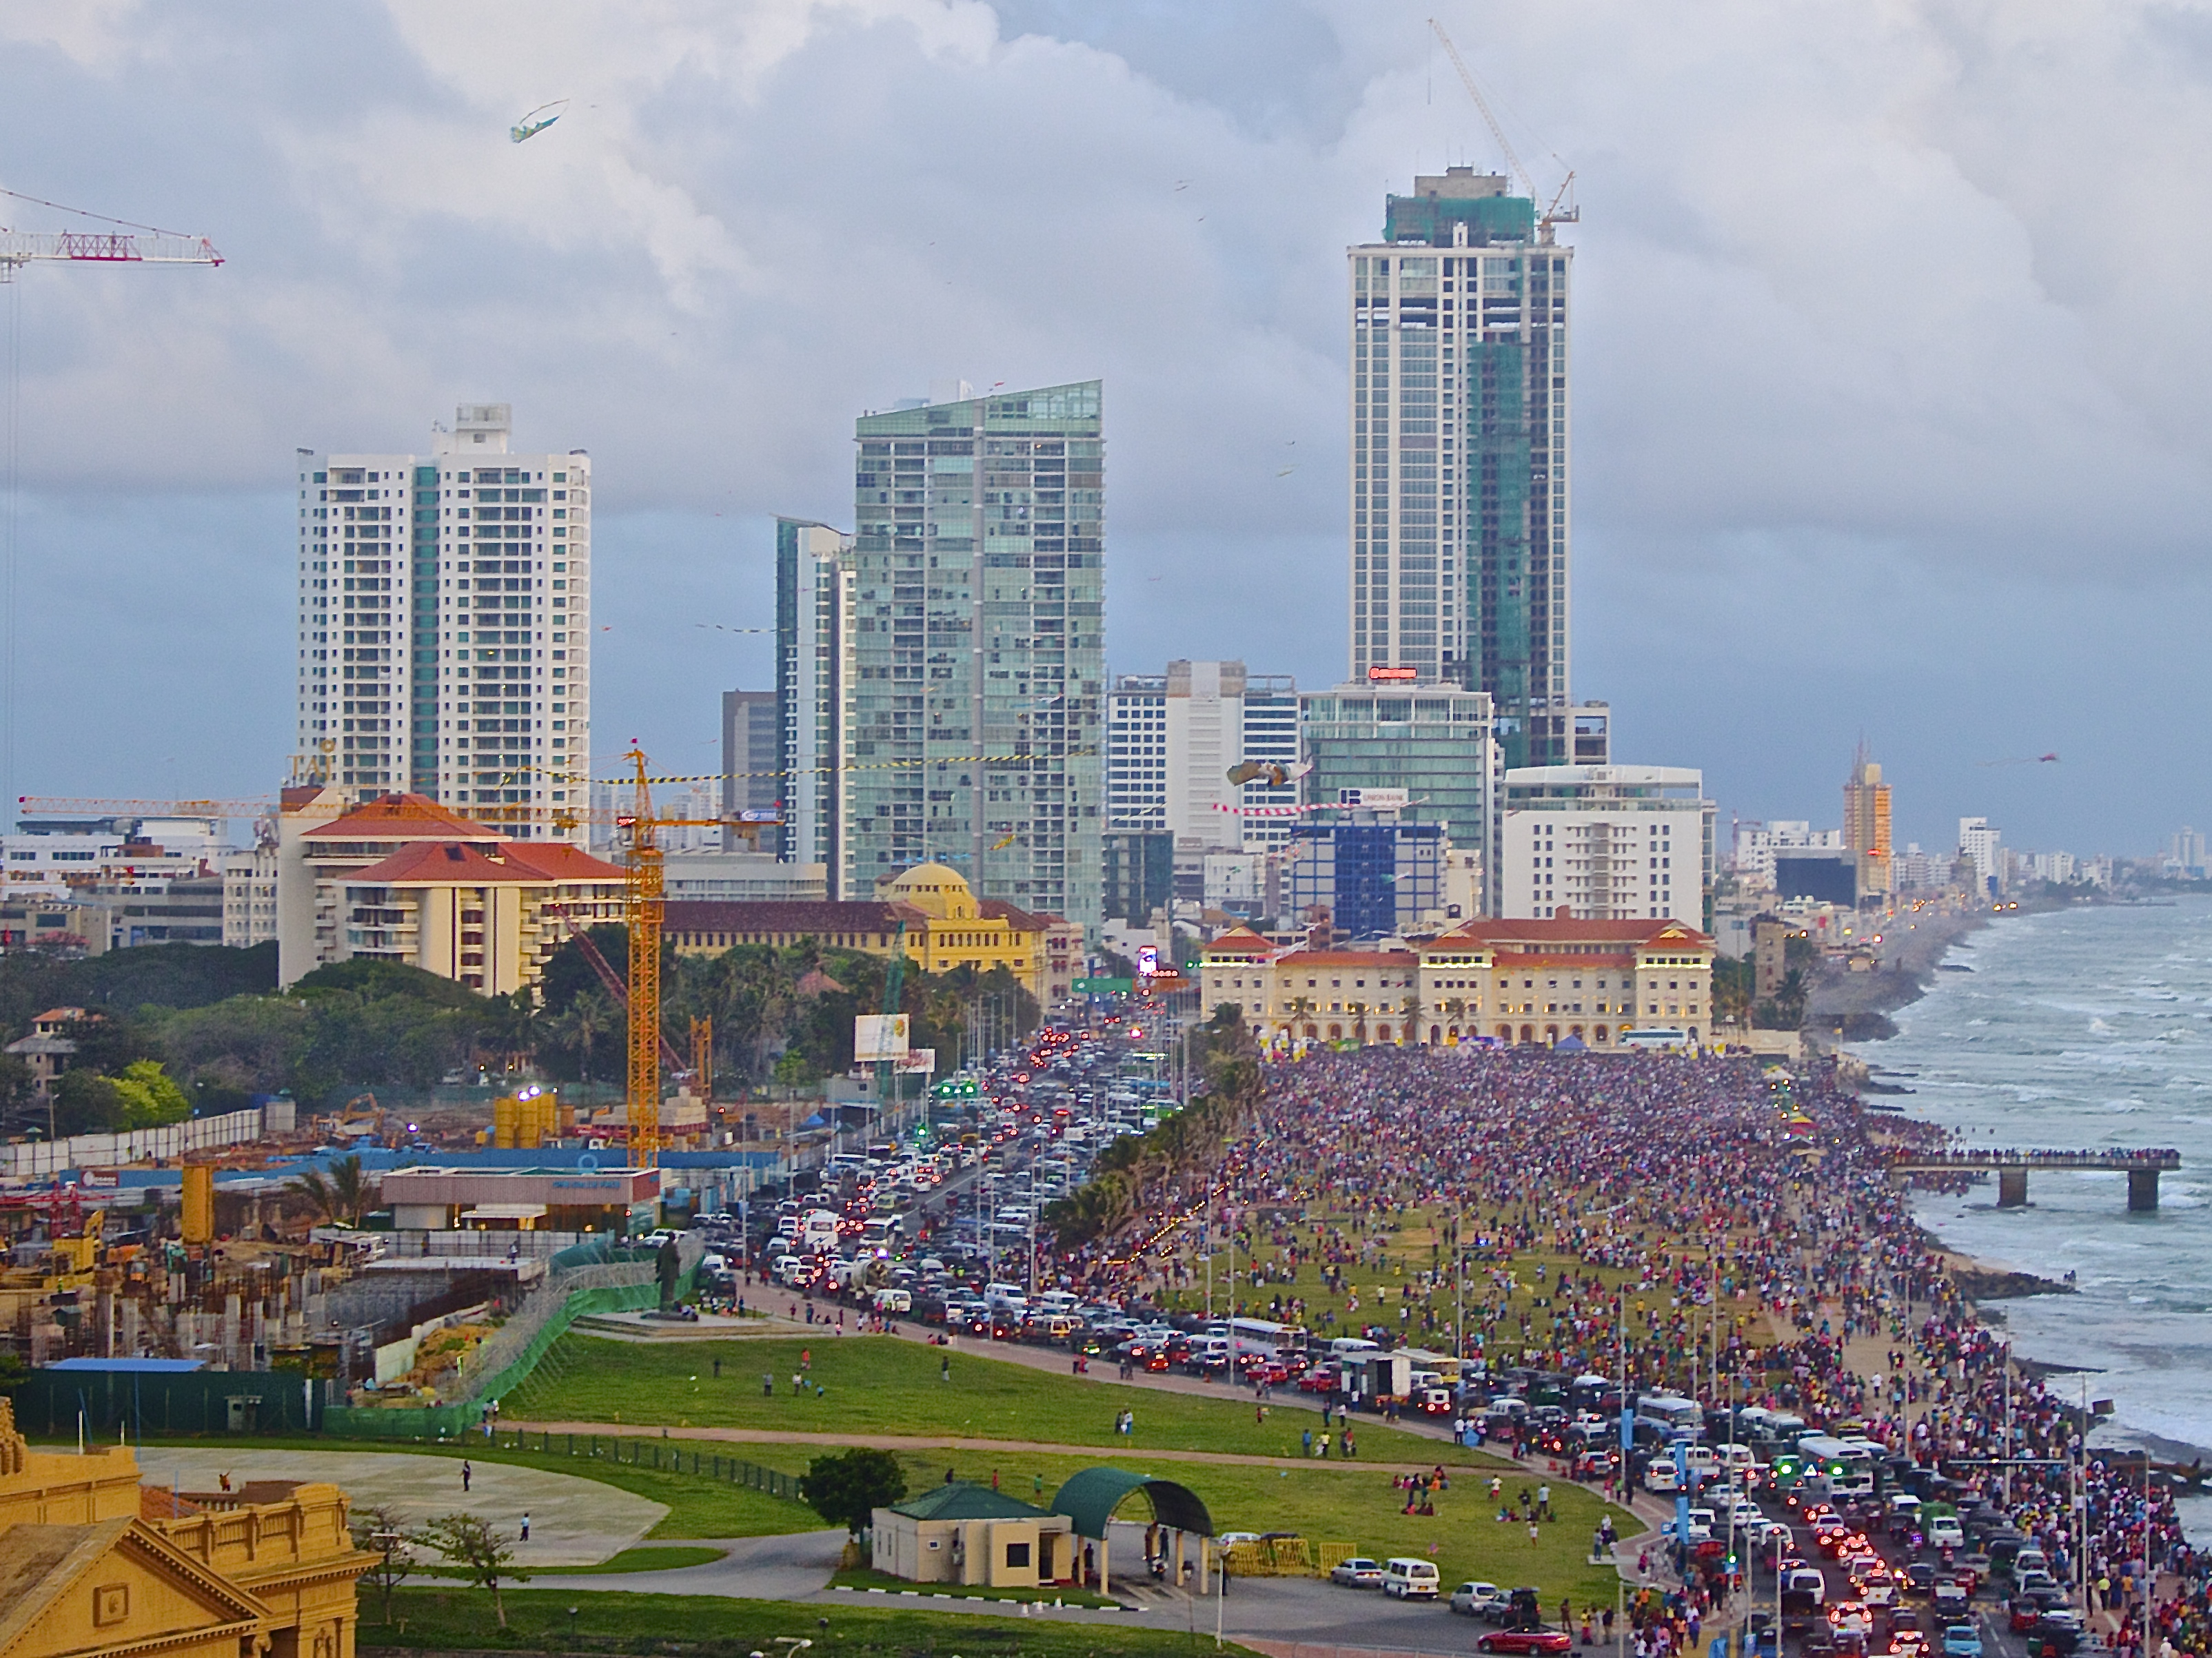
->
<box><xmin>0</xmin><ymin>186</ymin><xmax>223</xmax><ymax>280</ymax></box>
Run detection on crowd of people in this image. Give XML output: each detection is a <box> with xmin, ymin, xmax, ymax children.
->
<box><xmin>1037</xmin><ymin>1044</ymin><xmax>2204</xmax><ymax>1658</ymax></box>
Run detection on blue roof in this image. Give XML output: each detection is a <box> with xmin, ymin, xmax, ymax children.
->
<box><xmin>46</xmin><ymin>1358</ymin><xmax>204</xmax><ymax>1373</ymax></box>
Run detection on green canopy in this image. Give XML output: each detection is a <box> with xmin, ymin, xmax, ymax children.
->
<box><xmin>1048</xmin><ymin>1466</ymin><xmax>1214</xmax><ymax>1540</ymax></box>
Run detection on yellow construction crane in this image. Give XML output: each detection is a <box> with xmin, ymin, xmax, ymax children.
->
<box><xmin>616</xmin><ymin>750</ymin><xmax>767</xmax><ymax>1169</ymax></box>
<box><xmin>1428</xmin><ymin>17</ymin><xmax>1579</xmax><ymax>237</ymax></box>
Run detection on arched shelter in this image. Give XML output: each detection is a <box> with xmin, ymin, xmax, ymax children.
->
<box><xmin>1049</xmin><ymin>1466</ymin><xmax>1216</xmax><ymax>1594</ymax></box>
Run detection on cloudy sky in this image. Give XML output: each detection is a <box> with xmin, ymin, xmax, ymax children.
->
<box><xmin>3</xmin><ymin>0</ymin><xmax>2209</xmax><ymax>859</ymax></box>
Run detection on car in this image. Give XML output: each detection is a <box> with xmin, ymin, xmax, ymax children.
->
<box><xmin>1940</xmin><ymin>1627</ymin><xmax>1982</xmax><ymax>1658</ymax></box>
<box><xmin>1330</xmin><ymin>1557</ymin><xmax>1383</xmax><ymax>1588</ymax></box>
<box><xmin>1829</xmin><ymin>1604</ymin><xmax>1871</xmax><ymax>1639</ymax></box>
<box><xmin>1452</xmin><ymin>1582</ymin><xmax>1508</xmax><ymax>1618</ymax></box>
<box><xmin>1905</xmin><ymin>1564</ymin><xmax>1938</xmax><ymax>1595</ymax></box>
<box><xmin>2026</xmin><ymin>1615</ymin><xmax>2083</xmax><ymax>1656</ymax></box>
<box><xmin>1479</xmin><ymin>1632</ymin><xmax>1573</xmax><ymax>1656</ymax></box>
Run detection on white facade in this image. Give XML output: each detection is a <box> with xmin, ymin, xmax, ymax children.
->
<box><xmin>221</xmin><ymin>845</ymin><xmax>278</xmax><ymax>948</ymax></box>
<box><xmin>1501</xmin><ymin>764</ymin><xmax>1712</xmax><ymax>926</ymax></box>
<box><xmin>1107</xmin><ymin>662</ymin><xmax>1299</xmax><ymax>852</ymax></box>
<box><xmin>294</xmin><ymin>403</ymin><xmax>591</xmax><ymax>841</ymax></box>
<box><xmin>1959</xmin><ymin>817</ymin><xmax>2003</xmax><ymax>895</ymax></box>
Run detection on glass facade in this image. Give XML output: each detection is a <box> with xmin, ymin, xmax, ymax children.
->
<box><xmin>1350</xmin><ymin>170</ymin><xmax>1572</xmax><ymax>770</ymax></box>
<box><xmin>1299</xmin><ymin>687</ymin><xmax>1494</xmax><ymax>868</ymax></box>
<box><xmin>843</xmin><ymin>382</ymin><xmax>1104</xmax><ymax>929</ymax></box>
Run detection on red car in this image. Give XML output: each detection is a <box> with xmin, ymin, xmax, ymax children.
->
<box><xmin>1480</xmin><ymin>1630</ymin><xmax>1573</xmax><ymax>1655</ymax></box>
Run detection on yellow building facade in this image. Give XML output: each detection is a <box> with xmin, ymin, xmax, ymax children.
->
<box><xmin>1201</xmin><ymin>915</ymin><xmax>1716</xmax><ymax>1051</ymax></box>
<box><xmin>0</xmin><ymin>1400</ymin><xmax>373</xmax><ymax>1658</ymax></box>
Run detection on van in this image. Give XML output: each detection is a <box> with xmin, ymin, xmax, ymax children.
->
<box><xmin>1329</xmin><ymin>1337</ymin><xmax>1381</xmax><ymax>1356</ymax></box>
<box><xmin>1381</xmin><ymin>1557</ymin><xmax>1441</xmax><ymax>1599</ymax></box>
<box><xmin>1926</xmin><ymin>1514</ymin><xmax>1965</xmax><ymax>1550</ymax></box>
<box><xmin>873</xmin><ymin>1287</ymin><xmax>913</xmax><ymax>1313</ymax></box>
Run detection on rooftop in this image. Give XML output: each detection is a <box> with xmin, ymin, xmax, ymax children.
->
<box><xmin>889</xmin><ymin>1482</ymin><xmax>1053</xmax><ymax>1522</ymax></box>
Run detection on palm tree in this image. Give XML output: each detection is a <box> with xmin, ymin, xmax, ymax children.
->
<box><xmin>1284</xmin><ymin>995</ymin><xmax>1316</xmax><ymax>1044</ymax></box>
<box><xmin>1442</xmin><ymin>996</ymin><xmax>1468</xmax><ymax>1036</ymax></box>
<box><xmin>1347</xmin><ymin>1001</ymin><xmax>1370</xmax><ymax>1045</ymax></box>
<box><xmin>1399</xmin><ymin>993</ymin><xmax>1424</xmax><ymax>1043</ymax></box>
<box><xmin>287</xmin><ymin>1154</ymin><xmax>371</xmax><ymax>1226</ymax></box>
<box><xmin>551</xmin><ymin>990</ymin><xmax>616</xmax><ymax>1083</ymax></box>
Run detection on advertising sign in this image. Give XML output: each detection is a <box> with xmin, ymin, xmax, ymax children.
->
<box><xmin>853</xmin><ymin>1013</ymin><xmax>910</xmax><ymax>1062</ymax></box>
<box><xmin>1338</xmin><ymin>787</ymin><xmax>1410</xmax><ymax>812</ymax></box>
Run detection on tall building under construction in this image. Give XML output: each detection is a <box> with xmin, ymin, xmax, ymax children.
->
<box><xmin>1348</xmin><ymin>168</ymin><xmax>1599</xmax><ymax>771</ymax></box>
<box><xmin>1844</xmin><ymin>746</ymin><xmax>1893</xmax><ymax>899</ymax></box>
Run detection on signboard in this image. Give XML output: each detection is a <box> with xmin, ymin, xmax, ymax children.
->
<box><xmin>1073</xmin><ymin>976</ymin><xmax>1133</xmax><ymax>994</ymax></box>
<box><xmin>853</xmin><ymin>1013</ymin><xmax>910</xmax><ymax>1062</ymax></box>
<box><xmin>895</xmin><ymin>1048</ymin><xmax>936</xmax><ymax>1076</ymax></box>
<box><xmin>1135</xmin><ymin>945</ymin><xmax>1160</xmax><ymax>978</ymax></box>
<box><xmin>1366</xmin><ymin>665</ymin><xmax>1419</xmax><ymax>682</ymax></box>
<box><xmin>1141</xmin><ymin>969</ymin><xmax>1188</xmax><ymax>992</ymax></box>
<box><xmin>1337</xmin><ymin>787</ymin><xmax>1410</xmax><ymax>812</ymax></box>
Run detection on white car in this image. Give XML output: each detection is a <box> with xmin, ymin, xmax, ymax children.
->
<box><xmin>1330</xmin><ymin>1557</ymin><xmax>1384</xmax><ymax>1588</ymax></box>
<box><xmin>1452</xmin><ymin>1582</ymin><xmax>1508</xmax><ymax>1618</ymax></box>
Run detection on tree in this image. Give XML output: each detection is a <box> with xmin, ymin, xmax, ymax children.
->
<box><xmin>52</xmin><ymin>1069</ymin><xmax>125</xmax><ymax>1135</ymax></box>
<box><xmin>1399</xmin><ymin>993</ymin><xmax>1425</xmax><ymax>1039</ymax></box>
<box><xmin>287</xmin><ymin>1154</ymin><xmax>372</xmax><ymax>1226</ymax></box>
<box><xmin>418</xmin><ymin>1513</ymin><xmax>529</xmax><ymax>1628</ymax></box>
<box><xmin>347</xmin><ymin>1503</ymin><xmax>418</xmax><ymax>1624</ymax></box>
<box><xmin>802</xmin><ymin>1447</ymin><xmax>907</xmax><ymax>1535</ymax></box>
<box><xmin>110</xmin><ymin>1060</ymin><xmax>191</xmax><ymax>1128</ymax></box>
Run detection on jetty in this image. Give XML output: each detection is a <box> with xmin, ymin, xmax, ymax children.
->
<box><xmin>1888</xmin><ymin>1147</ymin><xmax>2182</xmax><ymax>1211</ymax></box>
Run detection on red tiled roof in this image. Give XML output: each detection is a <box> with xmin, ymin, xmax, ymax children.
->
<box><xmin>346</xmin><ymin>840</ymin><xmax>624</xmax><ymax>886</ymax></box>
<box><xmin>1206</xmin><ymin>926</ymin><xmax>1273</xmax><ymax>954</ymax></box>
<box><xmin>665</xmin><ymin>900</ymin><xmax>902</xmax><ymax>935</ymax></box>
<box><xmin>1441</xmin><ymin>915</ymin><xmax>1713</xmax><ymax>948</ymax></box>
<box><xmin>305</xmin><ymin>793</ymin><xmax>500</xmax><ymax>842</ymax></box>
<box><xmin>1256</xmin><ymin>948</ymin><xmax>1420</xmax><ymax>968</ymax></box>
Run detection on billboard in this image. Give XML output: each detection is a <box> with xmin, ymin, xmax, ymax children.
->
<box><xmin>895</xmin><ymin>1048</ymin><xmax>937</xmax><ymax>1076</ymax></box>
<box><xmin>1135</xmin><ymin>945</ymin><xmax>1160</xmax><ymax>978</ymax></box>
<box><xmin>1366</xmin><ymin>665</ymin><xmax>1419</xmax><ymax>682</ymax></box>
<box><xmin>1337</xmin><ymin>787</ymin><xmax>1410</xmax><ymax>812</ymax></box>
<box><xmin>853</xmin><ymin>1013</ymin><xmax>911</xmax><ymax>1062</ymax></box>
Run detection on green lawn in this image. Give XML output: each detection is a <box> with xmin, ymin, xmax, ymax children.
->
<box><xmin>666</xmin><ymin>1442</ymin><xmax>1627</xmax><ymax>1610</ymax></box>
<box><xmin>367</xmin><ymin>1587</ymin><xmax>1264</xmax><ymax>1657</ymax></box>
<box><xmin>543</xmin><ymin>1545</ymin><xmax>729</xmax><ymax>1574</ymax></box>
<box><xmin>507</xmin><ymin>1333</ymin><xmax>1508</xmax><ymax>1466</ymax></box>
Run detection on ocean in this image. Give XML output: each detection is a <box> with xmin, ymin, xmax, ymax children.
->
<box><xmin>1878</xmin><ymin>897</ymin><xmax>2212</xmax><ymax>1529</ymax></box>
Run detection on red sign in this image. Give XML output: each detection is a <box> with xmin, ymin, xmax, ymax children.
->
<box><xmin>1366</xmin><ymin>665</ymin><xmax>1419</xmax><ymax>682</ymax></box>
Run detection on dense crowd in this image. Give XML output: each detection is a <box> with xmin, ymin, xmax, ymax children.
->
<box><xmin>1043</xmin><ymin>1045</ymin><xmax>2205</xmax><ymax>1658</ymax></box>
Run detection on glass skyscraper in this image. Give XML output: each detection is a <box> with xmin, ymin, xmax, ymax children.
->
<box><xmin>833</xmin><ymin>382</ymin><xmax>1105</xmax><ymax>929</ymax></box>
<box><xmin>1348</xmin><ymin>168</ymin><xmax>1574</xmax><ymax>770</ymax></box>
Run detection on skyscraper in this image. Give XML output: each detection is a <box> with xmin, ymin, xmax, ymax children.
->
<box><xmin>1842</xmin><ymin>745</ymin><xmax>1893</xmax><ymax>899</ymax></box>
<box><xmin>1348</xmin><ymin>167</ymin><xmax>1576</xmax><ymax>770</ymax></box>
<box><xmin>294</xmin><ymin>404</ymin><xmax>590</xmax><ymax>838</ymax></box>
<box><xmin>720</xmin><ymin>689</ymin><xmax>780</xmax><ymax>852</ymax></box>
<box><xmin>775</xmin><ymin>517</ymin><xmax>855</xmax><ymax>877</ymax></box>
<box><xmin>1106</xmin><ymin>661</ymin><xmax>1301</xmax><ymax>851</ymax></box>
<box><xmin>835</xmin><ymin>382</ymin><xmax>1106</xmax><ymax>928</ymax></box>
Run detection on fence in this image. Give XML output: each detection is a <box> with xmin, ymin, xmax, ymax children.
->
<box><xmin>1</xmin><ymin>1107</ymin><xmax>265</xmax><ymax>1178</ymax></box>
<box><xmin>476</xmin><ymin>1426</ymin><xmax>807</xmax><ymax>1500</ymax></box>
<box><xmin>1224</xmin><ymin>1537</ymin><xmax>1358</xmax><ymax>1577</ymax></box>
<box><xmin>323</xmin><ymin>1242</ymin><xmax>700</xmax><ymax>1440</ymax></box>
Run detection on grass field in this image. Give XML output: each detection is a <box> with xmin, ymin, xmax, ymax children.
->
<box><xmin>367</xmin><ymin>1587</ymin><xmax>1264</xmax><ymax>1657</ymax></box>
<box><xmin>507</xmin><ymin>1333</ymin><xmax>1508</xmax><ymax>1466</ymax></box>
<box><xmin>700</xmin><ymin>1441</ymin><xmax>1627</xmax><ymax>1610</ymax></box>
<box><xmin>826</xmin><ymin>1567</ymin><xmax>1117</xmax><ymax>1607</ymax></box>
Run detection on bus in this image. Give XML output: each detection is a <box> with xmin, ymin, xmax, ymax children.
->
<box><xmin>1636</xmin><ymin>1394</ymin><xmax>1704</xmax><ymax>1438</ymax></box>
<box><xmin>1796</xmin><ymin>1435</ymin><xmax>1875</xmax><ymax>1498</ymax></box>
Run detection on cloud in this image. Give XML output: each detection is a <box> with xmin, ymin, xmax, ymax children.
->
<box><xmin>2</xmin><ymin>0</ymin><xmax>2209</xmax><ymax>852</ymax></box>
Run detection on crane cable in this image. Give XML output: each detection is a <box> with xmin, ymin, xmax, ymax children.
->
<box><xmin>0</xmin><ymin>184</ymin><xmax>199</xmax><ymax>240</ymax></box>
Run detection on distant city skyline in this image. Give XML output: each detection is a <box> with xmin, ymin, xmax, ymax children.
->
<box><xmin>1</xmin><ymin>4</ymin><xmax>2204</xmax><ymax>857</ymax></box>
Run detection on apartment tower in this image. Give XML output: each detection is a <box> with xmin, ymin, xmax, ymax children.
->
<box><xmin>293</xmin><ymin>404</ymin><xmax>589</xmax><ymax>838</ymax></box>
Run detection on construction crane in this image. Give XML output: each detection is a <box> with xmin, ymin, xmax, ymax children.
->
<box><xmin>16</xmin><ymin>795</ymin><xmax>271</xmax><ymax>821</ymax></box>
<box><xmin>1426</xmin><ymin>19</ymin><xmax>1579</xmax><ymax>238</ymax></box>
<box><xmin>615</xmin><ymin>747</ymin><xmax>772</xmax><ymax>1169</ymax></box>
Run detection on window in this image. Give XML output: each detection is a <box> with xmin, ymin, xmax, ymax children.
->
<box><xmin>1005</xmin><ymin>1542</ymin><xmax>1031</xmax><ymax>1568</ymax></box>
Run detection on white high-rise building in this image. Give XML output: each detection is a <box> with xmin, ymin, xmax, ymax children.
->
<box><xmin>1350</xmin><ymin>167</ymin><xmax>1577</xmax><ymax>770</ymax></box>
<box><xmin>1959</xmin><ymin>817</ymin><xmax>2003</xmax><ymax>896</ymax></box>
<box><xmin>294</xmin><ymin>405</ymin><xmax>591</xmax><ymax>839</ymax></box>
<box><xmin>1106</xmin><ymin>662</ymin><xmax>1299</xmax><ymax>852</ymax></box>
<box><xmin>1500</xmin><ymin>764</ymin><xmax>1713</xmax><ymax>926</ymax></box>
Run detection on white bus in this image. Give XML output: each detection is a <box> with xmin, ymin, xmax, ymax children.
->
<box><xmin>1636</xmin><ymin>1394</ymin><xmax>1704</xmax><ymax>1437</ymax></box>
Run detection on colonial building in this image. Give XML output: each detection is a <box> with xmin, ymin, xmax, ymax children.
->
<box><xmin>1201</xmin><ymin>911</ymin><xmax>1714</xmax><ymax>1051</ymax></box>
<box><xmin>0</xmin><ymin>1399</ymin><xmax>372</xmax><ymax>1658</ymax></box>
<box><xmin>665</xmin><ymin>863</ymin><xmax>1078</xmax><ymax>1007</ymax></box>
<box><xmin>277</xmin><ymin>788</ymin><xmax>624</xmax><ymax>994</ymax></box>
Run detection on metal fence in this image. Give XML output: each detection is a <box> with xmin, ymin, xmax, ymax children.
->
<box><xmin>487</xmin><ymin>1426</ymin><xmax>806</xmax><ymax>1500</ymax></box>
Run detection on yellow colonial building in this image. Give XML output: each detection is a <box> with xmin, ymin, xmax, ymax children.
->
<box><xmin>0</xmin><ymin>1400</ymin><xmax>374</xmax><ymax>1658</ymax></box>
<box><xmin>1201</xmin><ymin>913</ymin><xmax>1715</xmax><ymax>1051</ymax></box>
<box><xmin>664</xmin><ymin>863</ymin><xmax>1082</xmax><ymax>1006</ymax></box>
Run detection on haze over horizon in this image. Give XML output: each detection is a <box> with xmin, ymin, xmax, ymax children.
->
<box><xmin>5</xmin><ymin>0</ymin><xmax>2209</xmax><ymax>859</ymax></box>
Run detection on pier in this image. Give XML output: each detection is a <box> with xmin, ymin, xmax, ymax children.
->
<box><xmin>1887</xmin><ymin>1148</ymin><xmax>2182</xmax><ymax>1211</ymax></box>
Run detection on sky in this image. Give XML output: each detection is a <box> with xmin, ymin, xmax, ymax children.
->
<box><xmin>3</xmin><ymin>0</ymin><xmax>2211</xmax><ymax>859</ymax></box>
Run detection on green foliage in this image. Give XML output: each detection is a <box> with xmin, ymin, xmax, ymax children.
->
<box><xmin>52</xmin><ymin>1069</ymin><xmax>126</xmax><ymax>1135</ymax></box>
<box><xmin>418</xmin><ymin>1512</ymin><xmax>529</xmax><ymax>1629</ymax></box>
<box><xmin>801</xmin><ymin>1446</ymin><xmax>907</xmax><ymax>1535</ymax></box>
<box><xmin>287</xmin><ymin>1154</ymin><xmax>372</xmax><ymax>1225</ymax></box>
<box><xmin>0</xmin><ymin>942</ymin><xmax>275</xmax><ymax>1042</ymax></box>
<box><xmin>110</xmin><ymin>1060</ymin><xmax>191</xmax><ymax>1127</ymax></box>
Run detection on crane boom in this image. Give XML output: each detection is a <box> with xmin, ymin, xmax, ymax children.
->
<box><xmin>1428</xmin><ymin>19</ymin><xmax>1533</xmax><ymax>202</ymax></box>
<box><xmin>620</xmin><ymin>748</ymin><xmax>666</xmax><ymax>1171</ymax></box>
<box><xmin>0</xmin><ymin>231</ymin><xmax>223</xmax><ymax>280</ymax></box>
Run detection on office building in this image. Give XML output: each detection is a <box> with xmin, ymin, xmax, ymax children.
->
<box><xmin>1286</xmin><ymin>819</ymin><xmax>1445</xmax><ymax>939</ymax></box>
<box><xmin>1300</xmin><ymin>683</ymin><xmax>1494</xmax><ymax>870</ymax></box>
<box><xmin>1499</xmin><ymin>764</ymin><xmax>1713</xmax><ymax>927</ymax></box>
<box><xmin>1101</xmin><ymin>830</ymin><xmax>1174</xmax><ymax>926</ymax></box>
<box><xmin>722</xmin><ymin>689</ymin><xmax>781</xmax><ymax>852</ymax></box>
<box><xmin>1843</xmin><ymin>746</ymin><xmax>1893</xmax><ymax>899</ymax></box>
<box><xmin>294</xmin><ymin>403</ymin><xmax>590</xmax><ymax>839</ymax></box>
<box><xmin>1107</xmin><ymin>662</ymin><xmax>1300</xmax><ymax>852</ymax></box>
<box><xmin>775</xmin><ymin>518</ymin><xmax>856</xmax><ymax>874</ymax></box>
<box><xmin>1350</xmin><ymin>167</ymin><xmax>1582</xmax><ymax>769</ymax></box>
<box><xmin>835</xmin><ymin>382</ymin><xmax>1104</xmax><ymax>928</ymax></box>
<box><xmin>222</xmin><ymin>846</ymin><xmax>280</xmax><ymax>948</ymax></box>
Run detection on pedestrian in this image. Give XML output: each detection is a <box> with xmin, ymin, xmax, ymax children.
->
<box><xmin>942</xmin><ymin>1355</ymin><xmax>951</xmax><ymax>1382</ymax></box>
<box><xmin>762</xmin><ymin>1372</ymin><xmax>774</xmax><ymax>1397</ymax></box>
<box><xmin>520</xmin><ymin>1513</ymin><xmax>531</xmax><ymax>1542</ymax></box>
<box><xmin>1539</xmin><ymin>1482</ymin><xmax>1552</xmax><ymax>1521</ymax></box>
<box><xmin>1303</xmin><ymin>1428</ymin><xmax>1314</xmax><ymax>1457</ymax></box>
<box><xmin>461</xmin><ymin>1461</ymin><xmax>472</xmax><ymax>1493</ymax></box>
<box><xmin>1530</xmin><ymin>1519</ymin><xmax>1541</xmax><ymax>1547</ymax></box>
<box><xmin>712</xmin><ymin>1357</ymin><xmax>721</xmax><ymax>1379</ymax></box>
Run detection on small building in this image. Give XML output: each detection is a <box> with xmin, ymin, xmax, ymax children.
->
<box><xmin>380</xmin><ymin>1165</ymin><xmax>661</xmax><ymax>1233</ymax></box>
<box><xmin>3</xmin><ymin>1007</ymin><xmax>90</xmax><ymax>1100</ymax></box>
<box><xmin>871</xmin><ymin>1482</ymin><xmax>1077</xmax><ymax>1589</ymax></box>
